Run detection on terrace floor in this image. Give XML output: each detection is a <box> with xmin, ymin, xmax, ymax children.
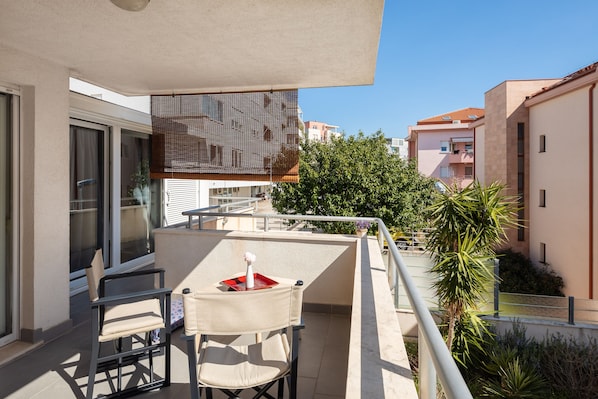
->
<box><xmin>0</xmin><ymin>290</ymin><xmax>350</xmax><ymax>399</ymax></box>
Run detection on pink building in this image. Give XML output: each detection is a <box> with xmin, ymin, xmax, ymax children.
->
<box><xmin>407</xmin><ymin>108</ymin><xmax>484</xmax><ymax>188</ymax></box>
<box><xmin>304</xmin><ymin>120</ymin><xmax>341</xmax><ymax>142</ymax></box>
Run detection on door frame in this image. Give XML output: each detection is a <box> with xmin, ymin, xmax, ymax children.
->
<box><xmin>68</xmin><ymin>119</ymin><xmax>111</xmax><ymax>281</ymax></box>
<box><xmin>0</xmin><ymin>84</ymin><xmax>20</xmax><ymax>347</ymax></box>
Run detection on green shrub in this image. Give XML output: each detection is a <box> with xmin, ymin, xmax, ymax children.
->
<box><xmin>538</xmin><ymin>335</ymin><xmax>598</xmax><ymax>399</ymax></box>
<box><xmin>408</xmin><ymin>322</ymin><xmax>598</xmax><ymax>398</ymax></box>
<box><xmin>497</xmin><ymin>249</ymin><xmax>564</xmax><ymax>296</ymax></box>
<box><xmin>481</xmin><ymin>358</ymin><xmax>549</xmax><ymax>398</ymax></box>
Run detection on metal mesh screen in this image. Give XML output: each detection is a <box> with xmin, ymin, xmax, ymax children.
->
<box><xmin>150</xmin><ymin>91</ymin><xmax>300</xmax><ymax>182</ymax></box>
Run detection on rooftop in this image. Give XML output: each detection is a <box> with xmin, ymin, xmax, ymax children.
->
<box><xmin>416</xmin><ymin>107</ymin><xmax>484</xmax><ymax>125</ymax></box>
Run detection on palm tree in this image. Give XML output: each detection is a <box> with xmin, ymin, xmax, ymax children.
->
<box><xmin>426</xmin><ymin>181</ymin><xmax>519</xmax><ymax>352</ymax></box>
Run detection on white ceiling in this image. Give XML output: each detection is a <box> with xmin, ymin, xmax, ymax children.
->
<box><xmin>0</xmin><ymin>0</ymin><xmax>384</xmax><ymax>96</ymax></box>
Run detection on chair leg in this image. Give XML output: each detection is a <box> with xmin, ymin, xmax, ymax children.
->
<box><xmin>165</xmin><ymin>327</ymin><xmax>171</xmax><ymax>387</ymax></box>
<box><xmin>117</xmin><ymin>337</ymin><xmax>123</xmax><ymax>392</ymax></box>
<box><xmin>147</xmin><ymin>333</ymin><xmax>154</xmax><ymax>384</ymax></box>
<box><xmin>87</xmin><ymin>339</ymin><xmax>99</xmax><ymax>399</ymax></box>
<box><xmin>289</xmin><ymin>327</ymin><xmax>301</xmax><ymax>399</ymax></box>
<box><xmin>87</xmin><ymin>308</ymin><xmax>101</xmax><ymax>399</ymax></box>
<box><xmin>277</xmin><ymin>378</ymin><xmax>284</xmax><ymax>398</ymax></box>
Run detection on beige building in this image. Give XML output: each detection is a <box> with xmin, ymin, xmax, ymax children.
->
<box><xmin>525</xmin><ymin>64</ymin><xmax>598</xmax><ymax>299</ymax></box>
<box><xmin>475</xmin><ymin>63</ymin><xmax>598</xmax><ymax>299</ymax></box>
<box><xmin>474</xmin><ymin>80</ymin><xmax>559</xmax><ymax>256</ymax></box>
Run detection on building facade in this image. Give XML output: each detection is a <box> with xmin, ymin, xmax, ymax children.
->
<box><xmin>407</xmin><ymin>108</ymin><xmax>483</xmax><ymax>189</ymax></box>
<box><xmin>525</xmin><ymin>65</ymin><xmax>598</xmax><ymax>299</ymax></box>
<box><xmin>386</xmin><ymin>137</ymin><xmax>409</xmax><ymax>159</ymax></box>
<box><xmin>304</xmin><ymin>120</ymin><xmax>341</xmax><ymax>142</ymax></box>
<box><xmin>474</xmin><ymin>80</ymin><xmax>559</xmax><ymax>256</ymax></box>
<box><xmin>474</xmin><ymin>65</ymin><xmax>598</xmax><ymax>299</ymax></box>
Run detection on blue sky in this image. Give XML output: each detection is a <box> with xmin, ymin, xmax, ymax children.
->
<box><xmin>299</xmin><ymin>1</ymin><xmax>598</xmax><ymax>138</ymax></box>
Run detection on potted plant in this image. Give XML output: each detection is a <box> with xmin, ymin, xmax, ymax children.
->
<box><xmin>355</xmin><ymin>220</ymin><xmax>371</xmax><ymax>237</ymax></box>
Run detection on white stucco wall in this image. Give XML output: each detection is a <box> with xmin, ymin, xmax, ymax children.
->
<box><xmin>0</xmin><ymin>44</ymin><xmax>71</xmax><ymax>338</ymax></box>
<box><xmin>529</xmin><ymin>87</ymin><xmax>594</xmax><ymax>298</ymax></box>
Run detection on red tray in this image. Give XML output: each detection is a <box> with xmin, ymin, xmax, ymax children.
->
<box><xmin>222</xmin><ymin>273</ymin><xmax>278</xmax><ymax>291</ymax></box>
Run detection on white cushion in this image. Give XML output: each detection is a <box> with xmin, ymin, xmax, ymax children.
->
<box><xmin>197</xmin><ymin>332</ymin><xmax>290</xmax><ymax>389</ymax></box>
<box><xmin>99</xmin><ymin>298</ymin><xmax>165</xmax><ymax>342</ymax></box>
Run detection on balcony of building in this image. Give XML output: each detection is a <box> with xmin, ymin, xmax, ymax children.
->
<box><xmin>0</xmin><ymin>207</ymin><xmax>473</xmax><ymax>399</ymax></box>
<box><xmin>447</xmin><ymin>149</ymin><xmax>474</xmax><ymax>164</ymax></box>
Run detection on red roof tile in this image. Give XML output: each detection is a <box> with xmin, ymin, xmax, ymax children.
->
<box><xmin>417</xmin><ymin>107</ymin><xmax>484</xmax><ymax>125</ymax></box>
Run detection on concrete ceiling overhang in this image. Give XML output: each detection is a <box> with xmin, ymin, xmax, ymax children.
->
<box><xmin>0</xmin><ymin>0</ymin><xmax>384</xmax><ymax>96</ymax></box>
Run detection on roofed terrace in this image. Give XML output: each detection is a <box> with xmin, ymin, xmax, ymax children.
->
<box><xmin>0</xmin><ymin>213</ymin><xmax>474</xmax><ymax>398</ymax></box>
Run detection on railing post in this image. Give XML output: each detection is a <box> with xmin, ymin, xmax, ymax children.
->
<box><xmin>419</xmin><ymin>328</ymin><xmax>437</xmax><ymax>399</ymax></box>
<box><xmin>392</xmin><ymin>262</ymin><xmax>399</xmax><ymax>309</ymax></box>
<box><xmin>494</xmin><ymin>258</ymin><xmax>500</xmax><ymax>318</ymax></box>
<box><xmin>568</xmin><ymin>296</ymin><xmax>575</xmax><ymax>325</ymax></box>
<box><xmin>198</xmin><ymin>215</ymin><xmax>203</xmax><ymax>230</ymax></box>
<box><xmin>264</xmin><ymin>216</ymin><xmax>269</xmax><ymax>232</ymax></box>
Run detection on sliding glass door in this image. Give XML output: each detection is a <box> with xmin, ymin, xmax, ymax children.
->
<box><xmin>69</xmin><ymin>122</ymin><xmax>109</xmax><ymax>279</ymax></box>
<box><xmin>120</xmin><ymin>130</ymin><xmax>160</xmax><ymax>263</ymax></box>
<box><xmin>0</xmin><ymin>92</ymin><xmax>14</xmax><ymax>344</ymax></box>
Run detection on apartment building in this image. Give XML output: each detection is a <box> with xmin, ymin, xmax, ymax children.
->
<box><xmin>386</xmin><ymin>137</ymin><xmax>409</xmax><ymax>159</ymax></box>
<box><xmin>474</xmin><ymin>64</ymin><xmax>598</xmax><ymax>299</ymax></box>
<box><xmin>304</xmin><ymin>120</ymin><xmax>341</xmax><ymax>142</ymax></box>
<box><xmin>526</xmin><ymin>64</ymin><xmax>598</xmax><ymax>299</ymax></box>
<box><xmin>407</xmin><ymin>108</ymin><xmax>483</xmax><ymax>188</ymax></box>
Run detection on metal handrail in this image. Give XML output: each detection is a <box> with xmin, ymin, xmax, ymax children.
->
<box><xmin>185</xmin><ymin>211</ymin><xmax>472</xmax><ymax>399</ymax></box>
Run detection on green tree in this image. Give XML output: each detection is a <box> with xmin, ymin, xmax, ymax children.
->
<box><xmin>271</xmin><ymin>131</ymin><xmax>436</xmax><ymax>233</ymax></box>
<box><xmin>426</xmin><ymin>181</ymin><xmax>519</xmax><ymax>353</ymax></box>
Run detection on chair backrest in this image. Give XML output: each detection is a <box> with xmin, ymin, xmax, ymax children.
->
<box><xmin>86</xmin><ymin>249</ymin><xmax>105</xmax><ymax>302</ymax></box>
<box><xmin>183</xmin><ymin>282</ymin><xmax>303</xmax><ymax>336</ymax></box>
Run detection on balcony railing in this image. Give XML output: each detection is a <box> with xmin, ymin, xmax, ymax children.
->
<box><xmin>447</xmin><ymin>150</ymin><xmax>474</xmax><ymax>164</ymax></box>
<box><xmin>179</xmin><ymin>209</ymin><xmax>473</xmax><ymax>399</ymax></box>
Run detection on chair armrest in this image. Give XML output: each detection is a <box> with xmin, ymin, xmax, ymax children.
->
<box><xmin>91</xmin><ymin>287</ymin><xmax>172</xmax><ymax>308</ymax></box>
<box><xmin>101</xmin><ymin>268</ymin><xmax>165</xmax><ymax>284</ymax></box>
<box><xmin>293</xmin><ymin>317</ymin><xmax>305</xmax><ymax>331</ymax></box>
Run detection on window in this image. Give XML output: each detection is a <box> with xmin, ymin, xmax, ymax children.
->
<box><xmin>210</xmin><ymin>145</ymin><xmax>223</xmax><ymax>166</ymax></box>
<box><xmin>263</xmin><ymin>125</ymin><xmax>273</xmax><ymax>141</ymax></box>
<box><xmin>539</xmin><ymin>135</ymin><xmax>546</xmax><ymax>153</ymax></box>
<box><xmin>232</xmin><ymin>149</ymin><xmax>242</xmax><ymax>168</ymax></box>
<box><xmin>517</xmin><ymin>123</ymin><xmax>525</xmax><ymax>242</ymax></box>
<box><xmin>202</xmin><ymin>96</ymin><xmax>223</xmax><ymax>122</ymax></box>
<box><xmin>539</xmin><ymin>189</ymin><xmax>546</xmax><ymax>207</ymax></box>
<box><xmin>231</xmin><ymin>119</ymin><xmax>242</xmax><ymax>130</ymax></box>
<box><xmin>539</xmin><ymin>242</ymin><xmax>546</xmax><ymax>264</ymax></box>
<box><xmin>464</xmin><ymin>166</ymin><xmax>473</xmax><ymax>177</ymax></box>
<box><xmin>464</xmin><ymin>143</ymin><xmax>473</xmax><ymax>153</ymax></box>
<box><xmin>286</xmin><ymin>134</ymin><xmax>298</xmax><ymax>145</ymax></box>
<box><xmin>263</xmin><ymin>94</ymin><xmax>271</xmax><ymax>108</ymax></box>
<box><xmin>517</xmin><ymin>209</ymin><xmax>525</xmax><ymax>241</ymax></box>
<box><xmin>440</xmin><ymin>141</ymin><xmax>450</xmax><ymax>153</ymax></box>
<box><xmin>440</xmin><ymin>166</ymin><xmax>451</xmax><ymax>178</ymax></box>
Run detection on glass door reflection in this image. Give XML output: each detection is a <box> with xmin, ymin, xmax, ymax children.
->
<box><xmin>69</xmin><ymin>123</ymin><xmax>107</xmax><ymax>278</ymax></box>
